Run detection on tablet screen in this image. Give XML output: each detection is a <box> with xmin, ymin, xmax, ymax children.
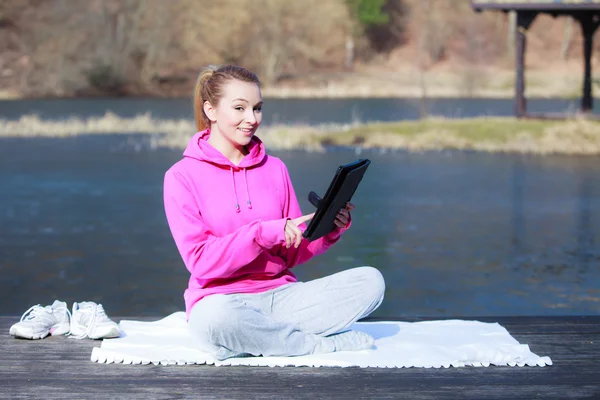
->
<box><xmin>303</xmin><ymin>159</ymin><xmax>370</xmax><ymax>241</ymax></box>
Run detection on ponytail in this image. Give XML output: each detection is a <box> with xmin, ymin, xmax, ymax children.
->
<box><xmin>194</xmin><ymin>65</ymin><xmax>218</xmax><ymax>132</ymax></box>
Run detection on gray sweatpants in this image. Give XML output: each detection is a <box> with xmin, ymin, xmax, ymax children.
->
<box><xmin>188</xmin><ymin>266</ymin><xmax>385</xmax><ymax>360</ymax></box>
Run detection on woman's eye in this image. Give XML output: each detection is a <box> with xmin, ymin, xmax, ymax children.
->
<box><xmin>235</xmin><ymin>106</ymin><xmax>244</xmax><ymax>111</ymax></box>
<box><xmin>254</xmin><ymin>106</ymin><xmax>262</xmax><ymax>112</ymax></box>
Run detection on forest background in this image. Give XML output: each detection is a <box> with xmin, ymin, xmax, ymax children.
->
<box><xmin>0</xmin><ymin>0</ymin><xmax>597</xmax><ymax>100</ymax></box>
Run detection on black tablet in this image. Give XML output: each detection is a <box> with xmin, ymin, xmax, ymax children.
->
<box><xmin>303</xmin><ymin>159</ymin><xmax>371</xmax><ymax>242</ymax></box>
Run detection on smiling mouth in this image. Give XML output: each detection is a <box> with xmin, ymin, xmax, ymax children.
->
<box><xmin>238</xmin><ymin>127</ymin><xmax>254</xmax><ymax>135</ymax></box>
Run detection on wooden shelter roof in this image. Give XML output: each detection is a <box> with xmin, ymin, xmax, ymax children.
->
<box><xmin>472</xmin><ymin>0</ymin><xmax>600</xmax><ymax>12</ymax></box>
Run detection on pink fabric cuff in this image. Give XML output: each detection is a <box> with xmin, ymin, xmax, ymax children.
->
<box><xmin>256</xmin><ymin>219</ymin><xmax>288</xmax><ymax>248</ymax></box>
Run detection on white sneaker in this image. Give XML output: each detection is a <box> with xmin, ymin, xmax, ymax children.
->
<box><xmin>9</xmin><ymin>300</ymin><xmax>71</xmax><ymax>339</ymax></box>
<box><xmin>70</xmin><ymin>301</ymin><xmax>121</xmax><ymax>340</ymax></box>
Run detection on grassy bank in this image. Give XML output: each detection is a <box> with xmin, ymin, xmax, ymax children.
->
<box><xmin>1</xmin><ymin>113</ymin><xmax>600</xmax><ymax>155</ymax></box>
<box><xmin>260</xmin><ymin>67</ymin><xmax>592</xmax><ymax>100</ymax></box>
<box><xmin>1</xmin><ymin>67</ymin><xmax>593</xmax><ymax>100</ymax></box>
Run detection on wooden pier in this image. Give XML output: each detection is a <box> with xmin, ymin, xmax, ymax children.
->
<box><xmin>1</xmin><ymin>315</ymin><xmax>599</xmax><ymax>399</ymax></box>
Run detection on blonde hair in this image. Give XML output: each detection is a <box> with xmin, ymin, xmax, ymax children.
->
<box><xmin>193</xmin><ymin>65</ymin><xmax>261</xmax><ymax>132</ymax></box>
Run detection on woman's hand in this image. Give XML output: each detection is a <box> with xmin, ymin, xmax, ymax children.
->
<box><xmin>284</xmin><ymin>213</ymin><xmax>314</xmax><ymax>248</ymax></box>
<box><xmin>334</xmin><ymin>202</ymin><xmax>354</xmax><ymax>229</ymax></box>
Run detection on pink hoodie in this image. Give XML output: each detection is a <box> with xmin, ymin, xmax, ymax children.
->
<box><xmin>164</xmin><ymin>130</ymin><xmax>348</xmax><ymax>318</ymax></box>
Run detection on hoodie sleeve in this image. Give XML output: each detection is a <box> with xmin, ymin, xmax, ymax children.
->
<box><xmin>164</xmin><ymin>169</ymin><xmax>287</xmax><ymax>280</ymax></box>
<box><xmin>278</xmin><ymin>163</ymin><xmax>350</xmax><ymax>268</ymax></box>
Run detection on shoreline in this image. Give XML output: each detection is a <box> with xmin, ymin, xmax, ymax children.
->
<box><xmin>0</xmin><ymin>94</ymin><xmax>587</xmax><ymax>101</ymax></box>
<box><xmin>1</xmin><ymin>66</ymin><xmax>593</xmax><ymax>101</ymax></box>
<box><xmin>0</xmin><ymin>90</ymin><xmax>584</xmax><ymax>101</ymax></box>
<box><xmin>1</xmin><ymin>113</ymin><xmax>599</xmax><ymax>155</ymax></box>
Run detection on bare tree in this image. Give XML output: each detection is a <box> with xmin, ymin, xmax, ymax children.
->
<box><xmin>560</xmin><ymin>16</ymin><xmax>573</xmax><ymax>61</ymax></box>
<box><xmin>179</xmin><ymin>0</ymin><xmax>348</xmax><ymax>84</ymax></box>
<box><xmin>246</xmin><ymin>0</ymin><xmax>349</xmax><ymax>83</ymax></box>
<box><xmin>421</xmin><ymin>0</ymin><xmax>453</xmax><ymax>63</ymax></box>
<box><xmin>82</xmin><ymin>0</ymin><xmax>174</xmax><ymax>94</ymax></box>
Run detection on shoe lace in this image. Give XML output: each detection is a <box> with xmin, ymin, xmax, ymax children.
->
<box><xmin>20</xmin><ymin>304</ymin><xmax>71</xmax><ymax>333</ymax></box>
<box><xmin>70</xmin><ymin>303</ymin><xmax>109</xmax><ymax>340</ymax></box>
<box><xmin>20</xmin><ymin>304</ymin><xmax>48</xmax><ymax>322</ymax></box>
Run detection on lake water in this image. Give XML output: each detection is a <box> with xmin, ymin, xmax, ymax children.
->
<box><xmin>1</xmin><ymin>98</ymin><xmax>599</xmax><ymax>318</ymax></box>
<box><xmin>0</xmin><ymin>96</ymin><xmax>597</xmax><ymax>125</ymax></box>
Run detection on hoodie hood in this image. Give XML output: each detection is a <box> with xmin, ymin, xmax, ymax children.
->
<box><xmin>183</xmin><ymin>129</ymin><xmax>266</xmax><ymax>169</ymax></box>
<box><xmin>183</xmin><ymin>129</ymin><xmax>266</xmax><ymax>213</ymax></box>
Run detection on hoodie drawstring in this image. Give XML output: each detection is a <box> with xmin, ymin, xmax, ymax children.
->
<box><xmin>230</xmin><ymin>168</ymin><xmax>240</xmax><ymax>213</ymax></box>
<box><xmin>230</xmin><ymin>167</ymin><xmax>252</xmax><ymax>213</ymax></box>
<box><xmin>243</xmin><ymin>169</ymin><xmax>252</xmax><ymax>210</ymax></box>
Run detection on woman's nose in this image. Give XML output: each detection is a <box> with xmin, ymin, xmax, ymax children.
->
<box><xmin>246</xmin><ymin>110</ymin><xmax>258</xmax><ymax>124</ymax></box>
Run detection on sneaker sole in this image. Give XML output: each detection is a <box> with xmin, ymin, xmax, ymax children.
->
<box><xmin>9</xmin><ymin>326</ymin><xmax>50</xmax><ymax>340</ymax></box>
<box><xmin>9</xmin><ymin>322</ymin><xmax>70</xmax><ymax>340</ymax></box>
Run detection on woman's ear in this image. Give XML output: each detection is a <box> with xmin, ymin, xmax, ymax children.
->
<box><xmin>203</xmin><ymin>101</ymin><xmax>217</xmax><ymax>122</ymax></box>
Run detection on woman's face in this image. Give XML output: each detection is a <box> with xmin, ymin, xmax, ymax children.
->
<box><xmin>205</xmin><ymin>79</ymin><xmax>263</xmax><ymax>152</ymax></box>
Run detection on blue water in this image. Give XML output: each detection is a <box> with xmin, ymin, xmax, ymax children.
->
<box><xmin>0</xmin><ymin>97</ymin><xmax>595</xmax><ymax>125</ymax></box>
<box><xmin>1</xmin><ymin>133</ymin><xmax>599</xmax><ymax>317</ymax></box>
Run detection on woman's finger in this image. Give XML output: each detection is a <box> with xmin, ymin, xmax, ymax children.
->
<box><xmin>288</xmin><ymin>222</ymin><xmax>302</xmax><ymax>237</ymax></box>
<box><xmin>295</xmin><ymin>230</ymin><xmax>302</xmax><ymax>248</ymax></box>
<box><xmin>284</xmin><ymin>231</ymin><xmax>291</xmax><ymax>248</ymax></box>
<box><xmin>284</xmin><ymin>213</ymin><xmax>314</xmax><ymax>249</ymax></box>
<box><xmin>285</xmin><ymin>223</ymin><xmax>302</xmax><ymax>248</ymax></box>
<box><xmin>345</xmin><ymin>202</ymin><xmax>355</xmax><ymax>211</ymax></box>
<box><xmin>284</xmin><ymin>225</ymin><xmax>295</xmax><ymax>248</ymax></box>
<box><xmin>292</xmin><ymin>213</ymin><xmax>315</xmax><ymax>227</ymax></box>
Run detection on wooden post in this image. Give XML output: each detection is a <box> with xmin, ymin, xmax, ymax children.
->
<box><xmin>577</xmin><ymin>14</ymin><xmax>599</xmax><ymax>113</ymax></box>
<box><xmin>514</xmin><ymin>11</ymin><xmax>536</xmax><ymax>118</ymax></box>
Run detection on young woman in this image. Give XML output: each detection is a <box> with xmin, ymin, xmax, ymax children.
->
<box><xmin>163</xmin><ymin>65</ymin><xmax>385</xmax><ymax>360</ymax></box>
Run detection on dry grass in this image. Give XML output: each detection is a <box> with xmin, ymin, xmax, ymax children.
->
<box><xmin>319</xmin><ymin>117</ymin><xmax>600</xmax><ymax>155</ymax></box>
<box><xmin>263</xmin><ymin>66</ymin><xmax>591</xmax><ymax>99</ymax></box>
<box><xmin>0</xmin><ymin>112</ymin><xmax>192</xmax><ymax>137</ymax></box>
<box><xmin>1</xmin><ymin>113</ymin><xmax>600</xmax><ymax>155</ymax></box>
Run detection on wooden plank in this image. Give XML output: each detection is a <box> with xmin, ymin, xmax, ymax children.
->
<box><xmin>511</xmin><ymin>335</ymin><xmax>599</xmax><ymax>361</ymax></box>
<box><xmin>365</xmin><ymin>315</ymin><xmax>600</xmax><ymax>334</ymax></box>
<box><xmin>1</xmin><ymin>316</ymin><xmax>599</xmax><ymax>400</ymax></box>
<box><xmin>2</xmin><ymin>363</ymin><xmax>600</xmax><ymax>400</ymax></box>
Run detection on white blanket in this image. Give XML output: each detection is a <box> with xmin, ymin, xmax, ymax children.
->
<box><xmin>91</xmin><ymin>312</ymin><xmax>552</xmax><ymax>368</ymax></box>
